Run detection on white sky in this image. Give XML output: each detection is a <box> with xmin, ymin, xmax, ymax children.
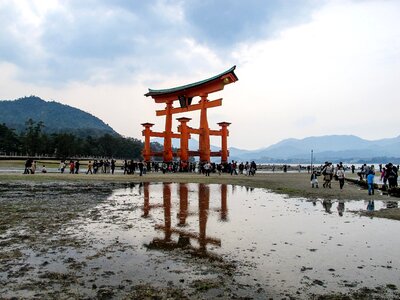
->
<box><xmin>0</xmin><ymin>0</ymin><xmax>399</xmax><ymax>150</ymax></box>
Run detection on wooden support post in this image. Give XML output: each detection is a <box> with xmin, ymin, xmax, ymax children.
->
<box><xmin>164</xmin><ymin>101</ymin><xmax>173</xmax><ymax>162</ymax></box>
<box><xmin>141</xmin><ymin>123</ymin><xmax>154</xmax><ymax>162</ymax></box>
<box><xmin>199</xmin><ymin>94</ymin><xmax>211</xmax><ymax>162</ymax></box>
<box><xmin>177</xmin><ymin>117</ymin><xmax>191</xmax><ymax>165</ymax></box>
<box><xmin>218</xmin><ymin>122</ymin><xmax>231</xmax><ymax>164</ymax></box>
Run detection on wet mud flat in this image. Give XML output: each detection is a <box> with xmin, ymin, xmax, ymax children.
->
<box><xmin>1</xmin><ymin>182</ymin><xmax>399</xmax><ymax>299</ymax></box>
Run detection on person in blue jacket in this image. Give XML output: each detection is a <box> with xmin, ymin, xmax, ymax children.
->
<box><xmin>367</xmin><ymin>170</ymin><xmax>375</xmax><ymax>195</ymax></box>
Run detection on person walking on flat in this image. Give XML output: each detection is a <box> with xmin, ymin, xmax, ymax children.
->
<box><xmin>86</xmin><ymin>161</ymin><xmax>93</xmax><ymax>174</ymax></box>
<box><xmin>336</xmin><ymin>165</ymin><xmax>345</xmax><ymax>190</ymax></box>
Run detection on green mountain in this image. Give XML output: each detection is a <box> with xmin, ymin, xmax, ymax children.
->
<box><xmin>0</xmin><ymin>96</ymin><xmax>118</xmax><ymax>137</ymax></box>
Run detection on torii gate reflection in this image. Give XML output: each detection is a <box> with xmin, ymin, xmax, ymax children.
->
<box><xmin>142</xmin><ymin>183</ymin><xmax>228</xmax><ymax>253</ymax></box>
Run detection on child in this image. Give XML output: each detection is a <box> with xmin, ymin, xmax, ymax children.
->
<box><xmin>86</xmin><ymin>161</ymin><xmax>93</xmax><ymax>174</ymax></box>
<box><xmin>367</xmin><ymin>170</ymin><xmax>375</xmax><ymax>195</ymax></box>
<box><xmin>310</xmin><ymin>170</ymin><xmax>319</xmax><ymax>188</ymax></box>
<box><xmin>59</xmin><ymin>160</ymin><xmax>66</xmax><ymax>173</ymax></box>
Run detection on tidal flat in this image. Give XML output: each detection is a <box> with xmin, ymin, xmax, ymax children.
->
<box><xmin>1</xmin><ymin>179</ymin><xmax>399</xmax><ymax>299</ymax></box>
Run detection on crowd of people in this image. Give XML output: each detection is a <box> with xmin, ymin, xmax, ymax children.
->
<box><xmin>22</xmin><ymin>158</ymin><xmax>259</xmax><ymax>177</ymax></box>
<box><xmin>23</xmin><ymin>158</ymin><xmax>47</xmax><ymax>174</ymax></box>
<box><xmin>309</xmin><ymin>161</ymin><xmax>399</xmax><ymax>195</ymax></box>
<box><xmin>199</xmin><ymin>160</ymin><xmax>257</xmax><ymax>176</ymax></box>
<box><xmin>310</xmin><ymin>162</ymin><xmax>346</xmax><ymax>190</ymax></box>
<box><xmin>120</xmin><ymin>160</ymin><xmax>258</xmax><ymax>177</ymax></box>
<box><xmin>355</xmin><ymin>163</ymin><xmax>399</xmax><ymax>195</ymax></box>
<box><xmin>22</xmin><ymin>157</ymin><xmax>400</xmax><ymax>195</ymax></box>
<box><xmin>58</xmin><ymin>159</ymin><xmax>117</xmax><ymax>175</ymax></box>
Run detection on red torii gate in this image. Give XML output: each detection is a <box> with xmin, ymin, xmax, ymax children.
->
<box><xmin>142</xmin><ymin>66</ymin><xmax>238</xmax><ymax>163</ymax></box>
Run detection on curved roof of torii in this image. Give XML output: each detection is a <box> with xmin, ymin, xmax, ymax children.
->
<box><xmin>144</xmin><ymin>66</ymin><xmax>238</xmax><ymax>99</ymax></box>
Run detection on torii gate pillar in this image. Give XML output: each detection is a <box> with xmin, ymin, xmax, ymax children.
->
<box><xmin>199</xmin><ymin>94</ymin><xmax>211</xmax><ymax>163</ymax></box>
<box><xmin>177</xmin><ymin>117</ymin><xmax>191</xmax><ymax>163</ymax></box>
<box><xmin>218</xmin><ymin>122</ymin><xmax>231</xmax><ymax>164</ymax></box>
<box><xmin>141</xmin><ymin>123</ymin><xmax>154</xmax><ymax>162</ymax></box>
<box><xmin>163</xmin><ymin>101</ymin><xmax>174</xmax><ymax>162</ymax></box>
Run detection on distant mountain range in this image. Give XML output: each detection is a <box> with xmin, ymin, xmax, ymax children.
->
<box><xmin>229</xmin><ymin>135</ymin><xmax>400</xmax><ymax>163</ymax></box>
<box><xmin>0</xmin><ymin>96</ymin><xmax>117</xmax><ymax>137</ymax></box>
<box><xmin>153</xmin><ymin>135</ymin><xmax>400</xmax><ymax>163</ymax></box>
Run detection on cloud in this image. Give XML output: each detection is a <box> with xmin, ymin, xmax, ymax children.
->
<box><xmin>0</xmin><ymin>0</ymin><xmax>317</xmax><ymax>86</ymax></box>
<box><xmin>225</xmin><ymin>0</ymin><xmax>400</xmax><ymax>148</ymax></box>
<box><xmin>1</xmin><ymin>0</ymin><xmax>400</xmax><ymax>150</ymax></box>
<box><xmin>183</xmin><ymin>0</ymin><xmax>318</xmax><ymax>47</ymax></box>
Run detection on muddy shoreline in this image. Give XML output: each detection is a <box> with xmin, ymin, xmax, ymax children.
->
<box><xmin>1</xmin><ymin>174</ymin><xmax>399</xmax><ymax>299</ymax></box>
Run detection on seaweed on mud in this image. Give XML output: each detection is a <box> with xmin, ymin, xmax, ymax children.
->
<box><xmin>7</xmin><ymin>264</ymin><xmax>35</xmax><ymax>278</ymax></box>
<box><xmin>63</xmin><ymin>257</ymin><xmax>87</xmax><ymax>270</ymax></box>
<box><xmin>85</xmin><ymin>241</ymin><xmax>133</xmax><ymax>260</ymax></box>
<box><xmin>144</xmin><ymin>241</ymin><xmax>236</xmax><ymax>275</ymax></box>
<box><xmin>96</xmin><ymin>287</ymin><xmax>115</xmax><ymax>300</ymax></box>
<box><xmin>38</xmin><ymin>271</ymin><xmax>77</xmax><ymax>282</ymax></box>
<box><xmin>0</xmin><ymin>249</ymin><xmax>23</xmax><ymax>260</ymax></box>
<box><xmin>311</xmin><ymin>286</ymin><xmax>400</xmax><ymax>300</ymax></box>
<box><xmin>124</xmin><ymin>283</ymin><xmax>189</xmax><ymax>300</ymax></box>
<box><xmin>386</xmin><ymin>284</ymin><xmax>397</xmax><ymax>290</ymax></box>
<box><xmin>0</xmin><ymin>182</ymin><xmax>116</xmax><ymax>243</ymax></box>
<box><xmin>190</xmin><ymin>278</ymin><xmax>225</xmax><ymax>291</ymax></box>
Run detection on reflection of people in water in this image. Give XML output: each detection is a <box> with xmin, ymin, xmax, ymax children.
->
<box><xmin>322</xmin><ymin>199</ymin><xmax>332</xmax><ymax>214</ymax></box>
<box><xmin>367</xmin><ymin>200</ymin><xmax>375</xmax><ymax>211</ymax></box>
<box><xmin>337</xmin><ymin>200</ymin><xmax>345</xmax><ymax>216</ymax></box>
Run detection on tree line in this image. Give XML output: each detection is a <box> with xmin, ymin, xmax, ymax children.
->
<box><xmin>0</xmin><ymin>119</ymin><xmax>150</xmax><ymax>159</ymax></box>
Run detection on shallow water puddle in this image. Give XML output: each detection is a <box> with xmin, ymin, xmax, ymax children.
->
<box><xmin>1</xmin><ymin>182</ymin><xmax>399</xmax><ymax>299</ymax></box>
<box><xmin>75</xmin><ymin>183</ymin><xmax>400</xmax><ymax>296</ymax></box>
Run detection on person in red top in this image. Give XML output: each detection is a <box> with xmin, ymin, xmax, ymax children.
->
<box><xmin>69</xmin><ymin>160</ymin><xmax>75</xmax><ymax>174</ymax></box>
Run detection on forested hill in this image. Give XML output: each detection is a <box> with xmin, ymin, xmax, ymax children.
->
<box><xmin>0</xmin><ymin>96</ymin><xmax>117</xmax><ymax>137</ymax></box>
